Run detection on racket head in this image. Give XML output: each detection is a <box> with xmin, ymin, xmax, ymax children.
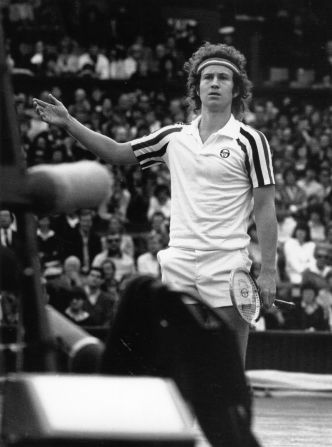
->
<box><xmin>229</xmin><ymin>268</ymin><xmax>261</xmax><ymax>324</ymax></box>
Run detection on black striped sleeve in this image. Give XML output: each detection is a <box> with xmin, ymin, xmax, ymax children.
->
<box><xmin>131</xmin><ymin>124</ymin><xmax>183</xmax><ymax>170</ymax></box>
<box><xmin>239</xmin><ymin>125</ymin><xmax>275</xmax><ymax>187</ymax></box>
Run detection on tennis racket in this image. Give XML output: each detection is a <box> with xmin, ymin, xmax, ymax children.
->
<box><xmin>229</xmin><ymin>268</ymin><xmax>295</xmax><ymax>324</ymax></box>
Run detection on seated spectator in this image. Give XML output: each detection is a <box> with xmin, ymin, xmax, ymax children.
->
<box><xmin>307</xmin><ymin>204</ymin><xmax>327</xmax><ymax>242</ymax></box>
<box><xmin>64</xmin><ymin>287</ymin><xmax>92</xmax><ymax>326</ymax></box>
<box><xmin>106</xmin><ymin>177</ymin><xmax>131</xmax><ymax>224</ymax></box>
<box><xmin>283</xmin><ymin>222</ymin><xmax>316</xmax><ymax>297</ymax></box>
<box><xmin>60</xmin><ymin>209</ymin><xmax>102</xmax><ymax>274</ymax></box>
<box><xmin>102</xmin><ymin>215</ymin><xmax>135</xmax><ymax>258</ymax></box>
<box><xmin>149</xmin><ymin>211</ymin><xmax>170</xmax><ymax>247</ymax></box>
<box><xmin>0</xmin><ymin>291</ymin><xmax>19</xmax><ymax>325</ymax></box>
<box><xmin>83</xmin><ymin>267</ymin><xmax>116</xmax><ymax>326</ymax></box>
<box><xmin>297</xmin><ymin>166</ymin><xmax>323</xmax><ymax>201</ymax></box>
<box><xmin>317</xmin><ymin>270</ymin><xmax>332</xmax><ymax>330</ymax></box>
<box><xmin>57</xmin><ymin>256</ymin><xmax>85</xmax><ymax>289</ymax></box>
<box><xmin>100</xmin><ymin>258</ymin><xmax>119</xmax><ymax>297</ymax></box>
<box><xmin>0</xmin><ymin>209</ymin><xmax>18</xmax><ymax>251</ymax></box>
<box><xmin>36</xmin><ymin>214</ymin><xmax>60</xmax><ymax>266</ymax></box>
<box><xmin>147</xmin><ymin>184</ymin><xmax>171</xmax><ymax>222</ymax></box>
<box><xmin>289</xmin><ymin>282</ymin><xmax>329</xmax><ymax>331</ymax></box>
<box><xmin>68</xmin><ymin>88</ymin><xmax>91</xmax><ymax>124</ymax></box>
<box><xmin>92</xmin><ymin>233</ymin><xmax>136</xmax><ymax>283</ymax></box>
<box><xmin>77</xmin><ymin>44</ymin><xmax>110</xmax><ymax>79</ymax></box>
<box><xmin>137</xmin><ymin>232</ymin><xmax>163</xmax><ymax>278</ymax></box>
<box><xmin>55</xmin><ymin>37</ymin><xmax>80</xmax><ymax>76</ymax></box>
<box><xmin>318</xmin><ymin>166</ymin><xmax>332</xmax><ymax>201</ymax></box>
<box><xmin>275</xmin><ymin>167</ymin><xmax>307</xmax><ymax>218</ymax></box>
<box><xmin>303</xmin><ymin>243</ymin><xmax>332</xmax><ymax>290</ymax></box>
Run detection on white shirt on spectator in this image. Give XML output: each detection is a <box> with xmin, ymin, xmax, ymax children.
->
<box><xmin>283</xmin><ymin>238</ymin><xmax>316</xmax><ymax>284</ymax></box>
<box><xmin>78</xmin><ymin>53</ymin><xmax>110</xmax><ymax>79</ymax></box>
<box><xmin>137</xmin><ymin>252</ymin><xmax>160</xmax><ymax>277</ymax></box>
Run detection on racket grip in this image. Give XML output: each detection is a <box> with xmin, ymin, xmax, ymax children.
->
<box><xmin>274</xmin><ymin>299</ymin><xmax>295</xmax><ymax>309</ymax></box>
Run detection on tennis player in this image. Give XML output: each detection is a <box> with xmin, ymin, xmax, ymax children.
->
<box><xmin>33</xmin><ymin>42</ymin><xmax>277</xmax><ymax>363</ymax></box>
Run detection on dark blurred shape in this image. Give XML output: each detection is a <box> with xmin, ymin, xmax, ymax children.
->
<box><xmin>101</xmin><ymin>275</ymin><xmax>259</xmax><ymax>447</ymax></box>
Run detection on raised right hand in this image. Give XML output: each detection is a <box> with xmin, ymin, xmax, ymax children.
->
<box><xmin>33</xmin><ymin>93</ymin><xmax>70</xmax><ymax>128</ymax></box>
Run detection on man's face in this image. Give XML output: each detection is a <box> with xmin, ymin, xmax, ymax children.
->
<box><xmin>88</xmin><ymin>269</ymin><xmax>103</xmax><ymax>288</ymax></box>
<box><xmin>80</xmin><ymin>214</ymin><xmax>93</xmax><ymax>232</ymax></box>
<box><xmin>0</xmin><ymin>210</ymin><xmax>12</xmax><ymax>228</ymax></box>
<box><xmin>106</xmin><ymin>235</ymin><xmax>121</xmax><ymax>255</ymax></box>
<box><xmin>198</xmin><ymin>65</ymin><xmax>235</xmax><ymax>113</ymax></box>
<box><xmin>315</xmin><ymin>251</ymin><xmax>328</xmax><ymax>269</ymax></box>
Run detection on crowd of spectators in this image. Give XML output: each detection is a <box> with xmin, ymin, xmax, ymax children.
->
<box><xmin>1</xmin><ymin>1</ymin><xmax>332</xmax><ymax>332</ymax></box>
<box><xmin>1</xmin><ymin>81</ymin><xmax>332</xmax><ymax>332</ymax></box>
<box><xmin>2</xmin><ymin>0</ymin><xmax>332</xmax><ymax>87</ymax></box>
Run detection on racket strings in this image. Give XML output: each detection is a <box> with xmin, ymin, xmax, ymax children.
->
<box><xmin>233</xmin><ymin>274</ymin><xmax>260</xmax><ymax>321</ymax></box>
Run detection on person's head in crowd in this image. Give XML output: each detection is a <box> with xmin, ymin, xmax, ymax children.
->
<box><xmin>78</xmin><ymin>209</ymin><xmax>94</xmax><ymax>234</ymax></box>
<box><xmin>150</xmin><ymin>211</ymin><xmax>167</xmax><ymax>230</ymax></box>
<box><xmin>146</xmin><ymin>232</ymin><xmax>163</xmax><ymax>257</ymax></box>
<box><xmin>87</xmin><ymin>43</ymin><xmax>101</xmax><ymax>59</ymax></box>
<box><xmin>313</xmin><ymin>244</ymin><xmax>330</xmax><ymax>271</ymax></box>
<box><xmin>100</xmin><ymin>97</ymin><xmax>113</xmax><ymax>115</ymax></box>
<box><xmin>106</xmin><ymin>233</ymin><xmax>122</xmax><ymax>257</ymax></box>
<box><xmin>307</xmin><ymin>137</ymin><xmax>322</xmax><ymax>157</ymax></box>
<box><xmin>295</xmin><ymin>144</ymin><xmax>308</xmax><ymax>162</ymax></box>
<box><xmin>153</xmin><ymin>184</ymin><xmax>170</xmax><ymax>205</ymax></box>
<box><xmin>108</xmin><ymin>215</ymin><xmax>124</xmax><ymax>235</ymax></box>
<box><xmin>113</xmin><ymin>125</ymin><xmax>129</xmax><ymax>142</ymax></box>
<box><xmin>30</xmin><ymin>134</ymin><xmax>49</xmax><ymax>164</ymax></box>
<box><xmin>67</xmin><ymin>286</ymin><xmax>87</xmax><ymax>313</ymax></box>
<box><xmin>300</xmin><ymin>281</ymin><xmax>319</xmax><ymax>306</ymax></box>
<box><xmin>155</xmin><ymin>43</ymin><xmax>167</xmax><ymax>61</ymax></box>
<box><xmin>319</xmin><ymin>166</ymin><xmax>331</xmax><ymax>188</ymax></box>
<box><xmin>308</xmin><ymin>203</ymin><xmax>324</xmax><ymax>223</ymax></box>
<box><xmin>63</xmin><ymin>255</ymin><xmax>81</xmax><ymax>275</ymax></box>
<box><xmin>37</xmin><ymin>214</ymin><xmax>52</xmax><ymax>233</ymax></box>
<box><xmin>283</xmin><ymin>167</ymin><xmax>298</xmax><ymax>185</ymax></box>
<box><xmin>319</xmin><ymin>133</ymin><xmax>331</xmax><ymax>150</ymax></box>
<box><xmin>101</xmin><ymin>258</ymin><xmax>117</xmax><ymax>281</ymax></box>
<box><xmin>0</xmin><ymin>209</ymin><xmax>14</xmax><ymax>230</ymax></box>
<box><xmin>184</xmin><ymin>42</ymin><xmax>252</xmax><ymax>119</ymax></box>
<box><xmin>50</xmin><ymin>145</ymin><xmax>67</xmax><ymax>164</ymax></box>
<box><xmin>87</xmin><ymin>267</ymin><xmax>104</xmax><ymax>291</ymax></box>
<box><xmin>292</xmin><ymin>221</ymin><xmax>311</xmax><ymax>244</ymax></box>
<box><xmin>137</xmin><ymin>93</ymin><xmax>151</xmax><ymax>113</ymax></box>
<box><xmin>74</xmin><ymin>88</ymin><xmax>89</xmax><ymax>104</ymax></box>
<box><xmin>323</xmin><ymin>146</ymin><xmax>332</xmax><ymax>165</ymax></box>
<box><xmin>117</xmin><ymin>93</ymin><xmax>133</xmax><ymax>113</ymax></box>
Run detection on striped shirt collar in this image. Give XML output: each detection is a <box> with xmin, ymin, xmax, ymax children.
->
<box><xmin>187</xmin><ymin>114</ymin><xmax>240</xmax><ymax>139</ymax></box>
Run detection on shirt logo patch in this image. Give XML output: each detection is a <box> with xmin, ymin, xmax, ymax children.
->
<box><xmin>220</xmin><ymin>148</ymin><xmax>230</xmax><ymax>158</ymax></box>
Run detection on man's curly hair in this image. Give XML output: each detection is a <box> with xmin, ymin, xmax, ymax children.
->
<box><xmin>183</xmin><ymin>42</ymin><xmax>253</xmax><ymax>120</ymax></box>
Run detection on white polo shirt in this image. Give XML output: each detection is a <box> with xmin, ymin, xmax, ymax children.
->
<box><xmin>131</xmin><ymin>114</ymin><xmax>274</xmax><ymax>251</ymax></box>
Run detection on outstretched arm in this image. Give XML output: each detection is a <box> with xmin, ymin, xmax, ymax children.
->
<box><xmin>33</xmin><ymin>94</ymin><xmax>138</xmax><ymax>165</ymax></box>
<box><xmin>253</xmin><ymin>185</ymin><xmax>278</xmax><ymax>310</ymax></box>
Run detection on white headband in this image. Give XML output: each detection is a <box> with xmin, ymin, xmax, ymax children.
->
<box><xmin>197</xmin><ymin>58</ymin><xmax>240</xmax><ymax>75</ymax></box>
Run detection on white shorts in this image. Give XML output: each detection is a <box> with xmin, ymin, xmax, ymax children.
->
<box><xmin>157</xmin><ymin>246</ymin><xmax>252</xmax><ymax>308</ymax></box>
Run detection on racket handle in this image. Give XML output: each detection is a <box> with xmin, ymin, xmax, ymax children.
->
<box><xmin>274</xmin><ymin>299</ymin><xmax>295</xmax><ymax>309</ymax></box>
